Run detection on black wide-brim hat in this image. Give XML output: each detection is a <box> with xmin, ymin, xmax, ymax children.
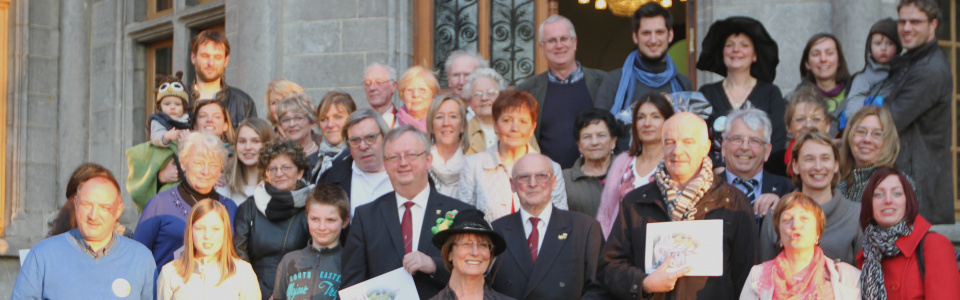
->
<box><xmin>431</xmin><ymin>209</ymin><xmax>507</xmax><ymax>256</ymax></box>
<box><xmin>696</xmin><ymin>16</ymin><xmax>779</xmax><ymax>82</ymax></box>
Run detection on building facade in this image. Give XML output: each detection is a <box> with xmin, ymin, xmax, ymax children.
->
<box><xmin>0</xmin><ymin>0</ymin><xmax>957</xmax><ymax>294</ymax></box>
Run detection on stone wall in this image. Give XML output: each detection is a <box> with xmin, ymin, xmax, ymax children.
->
<box><xmin>695</xmin><ymin>0</ymin><xmax>898</xmax><ymax>93</ymax></box>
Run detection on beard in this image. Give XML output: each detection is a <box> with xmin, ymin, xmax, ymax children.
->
<box><xmin>640</xmin><ymin>48</ymin><xmax>668</xmax><ymax>62</ymax></box>
<box><xmin>195</xmin><ymin>64</ymin><xmax>224</xmax><ymax>83</ymax></box>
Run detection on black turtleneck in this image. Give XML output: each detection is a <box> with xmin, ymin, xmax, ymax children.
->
<box><xmin>640</xmin><ymin>54</ymin><xmax>668</xmax><ymax>73</ymax></box>
<box><xmin>177</xmin><ymin>180</ymin><xmax>218</xmax><ymax>207</ymax></box>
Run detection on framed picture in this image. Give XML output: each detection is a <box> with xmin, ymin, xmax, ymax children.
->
<box><xmin>644</xmin><ymin>219</ymin><xmax>724</xmax><ymax>276</ymax></box>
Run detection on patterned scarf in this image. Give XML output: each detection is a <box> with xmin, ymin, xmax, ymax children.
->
<box><xmin>654</xmin><ymin>157</ymin><xmax>713</xmax><ymax>221</ymax></box>
<box><xmin>757</xmin><ymin>247</ymin><xmax>829</xmax><ymax>300</ymax></box>
<box><xmin>860</xmin><ymin>220</ymin><xmax>913</xmax><ymax>300</ymax></box>
<box><xmin>838</xmin><ymin>165</ymin><xmax>878</xmax><ymax>202</ymax></box>
<box><xmin>312</xmin><ymin>139</ymin><xmax>344</xmax><ymax>179</ymax></box>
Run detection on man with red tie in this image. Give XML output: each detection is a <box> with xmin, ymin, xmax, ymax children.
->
<box><xmin>488</xmin><ymin>153</ymin><xmax>606</xmax><ymax>299</ymax></box>
<box><xmin>341</xmin><ymin>125</ymin><xmax>472</xmax><ymax>299</ymax></box>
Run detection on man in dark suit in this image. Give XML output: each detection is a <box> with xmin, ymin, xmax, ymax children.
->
<box><xmin>515</xmin><ymin>15</ymin><xmax>606</xmax><ymax>169</ymax></box>
<box><xmin>317</xmin><ymin>109</ymin><xmax>394</xmax><ymax>217</ymax></box>
<box><xmin>342</xmin><ymin>125</ymin><xmax>472</xmax><ymax>299</ymax></box>
<box><xmin>719</xmin><ymin>108</ymin><xmax>794</xmax><ymax>225</ymax></box>
<box><xmin>488</xmin><ymin>153</ymin><xmax>605</xmax><ymax>299</ymax></box>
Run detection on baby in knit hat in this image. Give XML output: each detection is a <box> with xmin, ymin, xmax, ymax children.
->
<box><xmin>150</xmin><ymin>71</ymin><xmax>192</xmax><ymax>147</ymax></box>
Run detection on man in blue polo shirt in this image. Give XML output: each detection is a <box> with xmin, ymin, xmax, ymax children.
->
<box><xmin>13</xmin><ymin>166</ymin><xmax>155</xmax><ymax>299</ymax></box>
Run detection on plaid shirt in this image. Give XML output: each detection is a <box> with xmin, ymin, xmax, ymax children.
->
<box><xmin>546</xmin><ymin>62</ymin><xmax>584</xmax><ymax>85</ymax></box>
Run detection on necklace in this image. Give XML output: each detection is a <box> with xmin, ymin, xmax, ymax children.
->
<box><xmin>305</xmin><ymin>141</ymin><xmax>318</xmax><ymax>154</ymax></box>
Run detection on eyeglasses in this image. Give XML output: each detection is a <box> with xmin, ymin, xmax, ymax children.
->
<box><xmin>792</xmin><ymin>116</ymin><xmax>825</xmax><ymax>126</ymax></box>
<box><xmin>473</xmin><ymin>89</ymin><xmax>499</xmax><ymax>99</ymax></box>
<box><xmin>542</xmin><ymin>35</ymin><xmax>573</xmax><ymax>46</ymax></box>
<box><xmin>404</xmin><ymin>87</ymin><xmax>429</xmax><ymax>96</ymax></box>
<box><xmin>898</xmin><ymin>18</ymin><xmax>931</xmax><ymax>26</ymax></box>
<box><xmin>724</xmin><ymin>136</ymin><xmax>766</xmax><ymax>148</ymax></box>
<box><xmin>384</xmin><ymin>151</ymin><xmax>427</xmax><ymax>163</ymax></box>
<box><xmin>454</xmin><ymin>241</ymin><xmax>493</xmax><ymax>252</ymax></box>
<box><xmin>364</xmin><ymin>79</ymin><xmax>391</xmax><ymax>87</ymax></box>
<box><xmin>279</xmin><ymin>115</ymin><xmax>309</xmax><ymax>126</ymax></box>
<box><xmin>514</xmin><ymin>173</ymin><xmax>551</xmax><ymax>184</ymax></box>
<box><xmin>853</xmin><ymin>128</ymin><xmax>883</xmax><ymax>139</ymax></box>
<box><xmin>267</xmin><ymin>165</ymin><xmax>297</xmax><ymax>175</ymax></box>
<box><xmin>347</xmin><ymin>132</ymin><xmax>381</xmax><ymax>147</ymax></box>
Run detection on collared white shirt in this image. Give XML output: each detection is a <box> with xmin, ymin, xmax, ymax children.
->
<box><xmin>350</xmin><ymin>162</ymin><xmax>393</xmax><ymax>218</ymax></box>
<box><xmin>725</xmin><ymin>170</ymin><xmax>764</xmax><ymax>197</ymax></box>
<box><xmin>396</xmin><ymin>186</ymin><xmax>430</xmax><ymax>252</ymax></box>
<box><xmin>520</xmin><ymin>204</ymin><xmax>553</xmax><ymax>257</ymax></box>
<box><xmin>382</xmin><ymin>108</ymin><xmax>397</xmax><ymax>130</ymax></box>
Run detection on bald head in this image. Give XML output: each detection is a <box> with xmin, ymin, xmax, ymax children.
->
<box><xmin>661</xmin><ymin>112</ymin><xmax>711</xmax><ymax>184</ymax></box>
<box><xmin>511</xmin><ymin>153</ymin><xmax>556</xmax><ymax>215</ymax></box>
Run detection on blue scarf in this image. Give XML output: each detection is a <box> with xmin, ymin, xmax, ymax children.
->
<box><xmin>609</xmin><ymin>50</ymin><xmax>684</xmax><ymax>114</ymax></box>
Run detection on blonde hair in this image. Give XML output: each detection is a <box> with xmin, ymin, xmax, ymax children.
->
<box><xmin>425</xmin><ymin>95</ymin><xmax>470</xmax><ymax>152</ymax></box>
<box><xmin>174</xmin><ymin>199</ymin><xmax>238</xmax><ymax>286</ymax></box>
<box><xmin>224</xmin><ymin>118</ymin><xmax>275</xmax><ymax>196</ymax></box>
<box><xmin>839</xmin><ymin>106</ymin><xmax>900</xmax><ymax>179</ymax></box>
<box><xmin>397</xmin><ymin>66</ymin><xmax>440</xmax><ymax>99</ymax></box>
<box><xmin>265</xmin><ymin>79</ymin><xmax>304</xmax><ymax>124</ymax></box>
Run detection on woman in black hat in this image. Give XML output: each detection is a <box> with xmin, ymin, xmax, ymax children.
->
<box><xmin>430</xmin><ymin>209</ymin><xmax>513</xmax><ymax>300</ymax></box>
<box><xmin>840</xmin><ymin>18</ymin><xmax>901</xmax><ymax>132</ymax></box>
<box><xmin>697</xmin><ymin>16</ymin><xmax>787</xmax><ymax>158</ymax></box>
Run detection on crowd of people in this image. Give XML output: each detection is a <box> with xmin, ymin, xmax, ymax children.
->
<box><xmin>11</xmin><ymin>0</ymin><xmax>960</xmax><ymax>299</ymax></box>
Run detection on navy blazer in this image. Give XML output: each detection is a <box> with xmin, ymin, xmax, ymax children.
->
<box><xmin>514</xmin><ymin>67</ymin><xmax>607</xmax><ymax>141</ymax></box>
<box><xmin>316</xmin><ymin>150</ymin><xmax>353</xmax><ymax>192</ymax></box>
<box><xmin>488</xmin><ymin>207</ymin><xmax>606</xmax><ymax>300</ymax></box>
<box><xmin>341</xmin><ymin>187</ymin><xmax>472</xmax><ymax>300</ymax></box>
<box><xmin>721</xmin><ymin>170</ymin><xmax>795</xmax><ymax>198</ymax></box>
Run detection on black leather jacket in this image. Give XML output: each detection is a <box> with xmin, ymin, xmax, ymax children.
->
<box><xmin>234</xmin><ymin>185</ymin><xmax>311</xmax><ymax>299</ymax></box>
<box><xmin>187</xmin><ymin>79</ymin><xmax>257</xmax><ymax>128</ymax></box>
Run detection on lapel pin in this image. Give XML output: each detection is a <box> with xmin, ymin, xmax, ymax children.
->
<box><xmin>436</xmin><ymin>210</ymin><xmax>441</xmax><ymax>215</ymax></box>
<box><xmin>558</xmin><ymin>233</ymin><xmax>568</xmax><ymax>240</ymax></box>
<box><xmin>772</xmin><ymin>187</ymin><xmax>777</xmax><ymax>192</ymax></box>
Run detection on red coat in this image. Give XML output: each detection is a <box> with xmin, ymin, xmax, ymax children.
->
<box><xmin>856</xmin><ymin>216</ymin><xmax>960</xmax><ymax>299</ymax></box>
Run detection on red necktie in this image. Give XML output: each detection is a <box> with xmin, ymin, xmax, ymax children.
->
<box><xmin>402</xmin><ymin>201</ymin><xmax>415</xmax><ymax>254</ymax></box>
<box><xmin>528</xmin><ymin>217</ymin><xmax>540</xmax><ymax>263</ymax></box>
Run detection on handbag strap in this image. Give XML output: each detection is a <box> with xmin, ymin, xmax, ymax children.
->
<box><xmin>917</xmin><ymin>232</ymin><xmax>929</xmax><ymax>281</ymax></box>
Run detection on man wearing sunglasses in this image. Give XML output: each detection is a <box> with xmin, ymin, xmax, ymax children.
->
<box><xmin>488</xmin><ymin>153</ymin><xmax>606</xmax><ymax>300</ymax></box>
<box><xmin>317</xmin><ymin>109</ymin><xmax>394</xmax><ymax>218</ymax></box>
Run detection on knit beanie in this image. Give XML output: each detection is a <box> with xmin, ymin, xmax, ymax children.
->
<box><xmin>867</xmin><ymin>18</ymin><xmax>902</xmax><ymax>59</ymax></box>
<box><xmin>156</xmin><ymin>71</ymin><xmax>189</xmax><ymax>109</ymax></box>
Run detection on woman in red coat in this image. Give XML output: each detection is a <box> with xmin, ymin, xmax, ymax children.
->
<box><xmin>856</xmin><ymin>166</ymin><xmax>960</xmax><ymax>299</ymax></box>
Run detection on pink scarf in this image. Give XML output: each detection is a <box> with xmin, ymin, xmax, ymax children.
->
<box><xmin>396</xmin><ymin>106</ymin><xmax>427</xmax><ymax>132</ymax></box>
<box><xmin>758</xmin><ymin>247</ymin><xmax>828</xmax><ymax>300</ymax></box>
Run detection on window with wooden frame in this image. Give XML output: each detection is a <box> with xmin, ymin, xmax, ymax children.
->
<box><xmin>145</xmin><ymin>39</ymin><xmax>174</xmax><ymax>122</ymax></box>
<box><xmin>147</xmin><ymin>0</ymin><xmax>173</xmax><ymax>20</ymax></box>
<box><xmin>933</xmin><ymin>0</ymin><xmax>960</xmax><ymax>219</ymax></box>
<box><xmin>415</xmin><ymin>0</ymin><xmax>550</xmax><ymax>86</ymax></box>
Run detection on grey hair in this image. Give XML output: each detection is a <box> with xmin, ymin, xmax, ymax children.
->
<box><xmin>511</xmin><ymin>153</ymin><xmax>558</xmax><ymax>177</ymax></box>
<box><xmin>277</xmin><ymin>94</ymin><xmax>317</xmax><ymax>124</ymax></box>
<box><xmin>444</xmin><ymin>50</ymin><xmax>489</xmax><ymax>74</ymax></box>
<box><xmin>179</xmin><ymin>132</ymin><xmax>228</xmax><ymax>166</ymax></box>
<box><xmin>722</xmin><ymin>108</ymin><xmax>772</xmax><ymax>143</ymax></box>
<box><xmin>364</xmin><ymin>62</ymin><xmax>397</xmax><ymax>82</ymax></box>
<box><xmin>342</xmin><ymin>108</ymin><xmax>391</xmax><ymax>141</ymax></box>
<box><xmin>382</xmin><ymin>125</ymin><xmax>432</xmax><ymax>155</ymax></box>
<box><xmin>461</xmin><ymin>68</ymin><xmax>507</xmax><ymax>99</ymax></box>
<box><xmin>538</xmin><ymin>15</ymin><xmax>577</xmax><ymax>42</ymax></box>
